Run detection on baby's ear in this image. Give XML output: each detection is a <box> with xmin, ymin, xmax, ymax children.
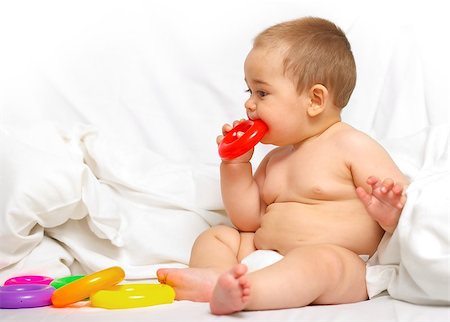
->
<box><xmin>307</xmin><ymin>84</ymin><xmax>328</xmax><ymax>117</ymax></box>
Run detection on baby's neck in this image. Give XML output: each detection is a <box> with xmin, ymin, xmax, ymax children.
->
<box><xmin>294</xmin><ymin>116</ymin><xmax>342</xmax><ymax>147</ymax></box>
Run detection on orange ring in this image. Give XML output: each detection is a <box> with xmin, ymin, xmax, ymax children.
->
<box><xmin>51</xmin><ymin>266</ymin><xmax>125</xmax><ymax>307</ymax></box>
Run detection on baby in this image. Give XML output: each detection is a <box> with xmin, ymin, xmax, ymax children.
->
<box><xmin>157</xmin><ymin>17</ymin><xmax>408</xmax><ymax>314</ymax></box>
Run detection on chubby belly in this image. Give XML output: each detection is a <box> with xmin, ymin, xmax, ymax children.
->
<box><xmin>253</xmin><ymin>201</ymin><xmax>384</xmax><ymax>256</ymax></box>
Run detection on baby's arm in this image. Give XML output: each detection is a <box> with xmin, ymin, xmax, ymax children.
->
<box><xmin>347</xmin><ymin>131</ymin><xmax>409</xmax><ymax>234</ymax></box>
<box><xmin>218</xmin><ymin>121</ymin><xmax>265</xmax><ymax>232</ymax></box>
<box><xmin>356</xmin><ymin>176</ymin><xmax>407</xmax><ymax>233</ymax></box>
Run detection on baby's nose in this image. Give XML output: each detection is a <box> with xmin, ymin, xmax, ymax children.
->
<box><xmin>245</xmin><ymin>98</ymin><xmax>256</xmax><ymax>112</ymax></box>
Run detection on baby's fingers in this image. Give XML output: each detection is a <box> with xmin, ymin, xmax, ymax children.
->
<box><xmin>222</xmin><ymin>123</ymin><xmax>233</xmax><ymax>135</ymax></box>
<box><xmin>233</xmin><ymin>119</ymin><xmax>246</xmax><ymax>127</ymax></box>
<box><xmin>380</xmin><ymin>178</ymin><xmax>394</xmax><ymax>193</ymax></box>
<box><xmin>397</xmin><ymin>194</ymin><xmax>407</xmax><ymax>209</ymax></box>
<box><xmin>236</xmin><ymin>131</ymin><xmax>245</xmax><ymax>138</ymax></box>
<box><xmin>216</xmin><ymin>134</ymin><xmax>224</xmax><ymax>145</ymax></box>
<box><xmin>222</xmin><ymin>119</ymin><xmax>245</xmax><ymax>136</ymax></box>
<box><xmin>355</xmin><ymin>186</ymin><xmax>372</xmax><ymax>208</ymax></box>
<box><xmin>392</xmin><ymin>183</ymin><xmax>404</xmax><ymax>195</ymax></box>
<box><xmin>366</xmin><ymin>176</ymin><xmax>380</xmax><ymax>188</ymax></box>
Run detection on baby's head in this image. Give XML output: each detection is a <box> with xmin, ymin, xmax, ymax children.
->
<box><xmin>253</xmin><ymin>17</ymin><xmax>356</xmax><ymax>108</ymax></box>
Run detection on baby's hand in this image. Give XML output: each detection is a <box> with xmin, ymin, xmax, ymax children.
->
<box><xmin>217</xmin><ymin>119</ymin><xmax>254</xmax><ymax>163</ymax></box>
<box><xmin>356</xmin><ymin>176</ymin><xmax>407</xmax><ymax>233</ymax></box>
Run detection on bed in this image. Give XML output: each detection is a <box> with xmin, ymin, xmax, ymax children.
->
<box><xmin>0</xmin><ymin>0</ymin><xmax>449</xmax><ymax>321</ymax></box>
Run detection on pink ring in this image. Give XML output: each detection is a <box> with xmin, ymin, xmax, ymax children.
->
<box><xmin>218</xmin><ymin>120</ymin><xmax>268</xmax><ymax>160</ymax></box>
<box><xmin>4</xmin><ymin>275</ymin><xmax>53</xmax><ymax>286</ymax></box>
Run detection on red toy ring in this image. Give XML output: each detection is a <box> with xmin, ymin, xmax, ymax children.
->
<box><xmin>218</xmin><ymin>119</ymin><xmax>268</xmax><ymax>160</ymax></box>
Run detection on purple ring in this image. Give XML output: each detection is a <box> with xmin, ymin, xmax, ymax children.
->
<box><xmin>0</xmin><ymin>284</ymin><xmax>55</xmax><ymax>309</ymax></box>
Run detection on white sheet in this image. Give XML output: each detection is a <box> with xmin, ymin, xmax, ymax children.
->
<box><xmin>0</xmin><ymin>122</ymin><xmax>230</xmax><ymax>281</ymax></box>
<box><xmin>1</xmin><ymin>294</ymin><xmax>449</xmax><ymax>322</ymax></box>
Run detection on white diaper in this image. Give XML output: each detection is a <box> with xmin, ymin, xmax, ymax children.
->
<box><xmin>241</xmin><ymin>250</ymin><xmax>370</xmax><ymax>273</ymax></box>
<box><xmin>240</xmin><ymin>250</ymin><xmax>283</xmax><ymax>273</ymax></box>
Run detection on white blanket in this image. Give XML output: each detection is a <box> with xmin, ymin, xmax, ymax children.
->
<box><xmin>0</xmin><ymin>122</ymin><xmax>229</xmax><ymax>281</ymax></box>
<box><xmin>366</xmin><ymin>124</ymin><xmax>450</xmax><ymax>305</ymax></box>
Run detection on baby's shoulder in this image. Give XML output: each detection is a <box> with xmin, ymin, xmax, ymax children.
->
<box><xmin>332</xmin><ymin>123</ymin><xmax>378</xmax><ymax>148</ymax></box>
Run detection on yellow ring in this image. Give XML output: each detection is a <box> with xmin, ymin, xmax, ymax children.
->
<box><xmin>91</xmin><ymin>284</ymin><xmax>175</xmax><ymax>309</ymax></box>
<box><xmin>51</xmin><ymin>266</ymin><xmax>125</xmax><ymax>307</ymax></box>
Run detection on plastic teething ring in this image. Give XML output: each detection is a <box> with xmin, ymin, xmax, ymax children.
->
<box><xmin>51</xmin><ymin>266</ymin><xmax>125</xmax><ymax>307</ymax></box>
<box><xmin>0</xmin><ymin>284</ymin><xmax>55</xmax><ymax>309</ymax></box>
<box><xmin>91</xmin><ymin>283</ymin><xmax>175</xmax><ymax>309</ymax></box>
<box><xmin>4</xmin><ymin>275</ymin><xmax>53</xmax><ymax>285</ymax></box>
<box><xmin>218</xmin><ymin>119</ymin><xmax>268</xmax><ymax>160</ymax></box>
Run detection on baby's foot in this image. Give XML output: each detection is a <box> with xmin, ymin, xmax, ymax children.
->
<box><xmin>356</xmin><ymin>176</ymin><xmax>407</xmax><ymax>233</ymax></box>
<box><xmin>157</xmin><ymin>267</ymin><xmax>219</xmax><ymax>302</ymax></box>
<box><xmin>210</xmin><ymin>264</ymin><xmax>251</xmax><ymax>315</ymax></box>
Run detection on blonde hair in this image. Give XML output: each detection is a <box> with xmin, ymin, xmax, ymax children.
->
<box><xmin>254</xmin><ymin>17</ymin><xmax>356</xmax><ymax>108</ymax></box>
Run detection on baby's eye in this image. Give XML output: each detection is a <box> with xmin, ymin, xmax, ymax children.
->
<box><xmin>257</xmin><ymin>91</ymin><xmax>267</xmax><ymax>98</ymax></box>
<box><xmin>245</xmin><ymin>88</ymin><xmax>252</xmax><ymax>95</ymax></box>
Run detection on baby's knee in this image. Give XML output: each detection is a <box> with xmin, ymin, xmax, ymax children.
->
<box><xmin>289</xmin><ymin>245</ymin><xmax>367</xmax><ymax>303</ymax></box>
<box><xmin>291</xmin><ymin>245</ymin><xmax>357</xmax><ymax>280</ymax></box>
<box><xmin>197</xmin><ymin>225</ymin><xmax>240</xmax><ymax>244</ymax></box>
<box><xmin>302</xmin><ymin>245</ymin><xmax>367</xmax><ymax>300</ymax></box>
<box><xmin>314</xmin><ymin>245</ymin><xmax>347</xmax><ymax>278</ymax></box>
<box><xmin>208</xmin><ymin>224</ymin><xmax>239</xmax><ymax>236</ymax></box>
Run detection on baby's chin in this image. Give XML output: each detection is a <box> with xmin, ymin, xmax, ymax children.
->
<box><xmin>260</xmin><ymin>137</ymin><xmax>269</xmax><ymax>145</ymax></box>
<box><xmin>260</xmin><ymin>137</ymin><xmax>290</xmax><ymax>147</ymax></box>
<box><xmin>260</xmin><ymin>137</ymin><xmax>277</xmax><ymax>146</ymax></box>
<box><xmin>260</xmin><ymin>133</ymin><xmax>291</xmax><ymax>146</ymax></box>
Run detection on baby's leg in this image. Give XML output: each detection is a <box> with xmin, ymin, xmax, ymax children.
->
<box><xmin>157</xmin><ymin>225</ymin><xmax>255</xmax><ymax>302</ymax></box>
<box><xmin>237</xmin><ymin>232</ymin><xmax>257</xmax><ymax>262</ymax></box>
<box><xmin>210</xmin><ymin>244</ymin><xmax>367</xmax><ymax>314</ymax></box>
<box><xmin>189</xmin><ymin>226</ymin><xmax>255</xmax><ymax>267</ymax></box>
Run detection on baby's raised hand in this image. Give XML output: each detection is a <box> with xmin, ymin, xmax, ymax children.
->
<box><xmin>217</xmin><ymin>119</ymin><xmax>254</xmax><ymax>162</ymax></box>
<box><xmin>356</xmin><ymin>176</ymin><xmax>407</xmax><ymax>233</ymax></box>
<box><xmin>216</xmin><ymin>120</ymin><xmax>244</xmax><ymax>144</ymax></box>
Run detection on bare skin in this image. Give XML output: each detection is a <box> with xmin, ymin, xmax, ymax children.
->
<box><xmin>356</xmin><ymin>176</ymin><xmax>406</xmax><ymax>233</ymax></box>
<box><xmin>209</xmin><ymin>264</ymin><xmax>251</xmax><ymax>315</ymax></box>
<box><xmin>157</xmin><ymin>267</ymin><xmax>219</xmax><ymax>302</ymax></box>
<box><xmin>158</xmin><ymin>35</ymin><xmax>408</xmax><ymax>315</ymax></box>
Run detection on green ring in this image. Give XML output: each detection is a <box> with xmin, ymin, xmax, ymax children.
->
<box><xmin>50</xmin><ymin>275</ymin><xmax>85</xmax><ymax>289</ymax></box>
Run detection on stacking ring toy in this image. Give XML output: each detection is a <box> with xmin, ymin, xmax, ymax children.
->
<box><xmin>50</xmin><ymin>275</ymin><xmax>85</xmax><ymax>289</ymax></box>
<box><xmin>0</xmin><ymin>284</ymin><xmax>55</xmax><ymax>309</ymax></box>
<box><xmin>218</xmin><ymin>119</ymin><xmax>268</xmax><ymax>160</ymax></box>
<box><xmin>4</xmin><ymin>275</ymin><xmax>53</xmax><ymax>285</ymax></box>
<box><xmin>91</xmin><ymin>283</ymin><xmax>175</xmax><ymax>309</ymax></box>
<box><xmin>51</xmin><ymin>266</ymin><xmax>125</xmax><ymax>307</ymax></box>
